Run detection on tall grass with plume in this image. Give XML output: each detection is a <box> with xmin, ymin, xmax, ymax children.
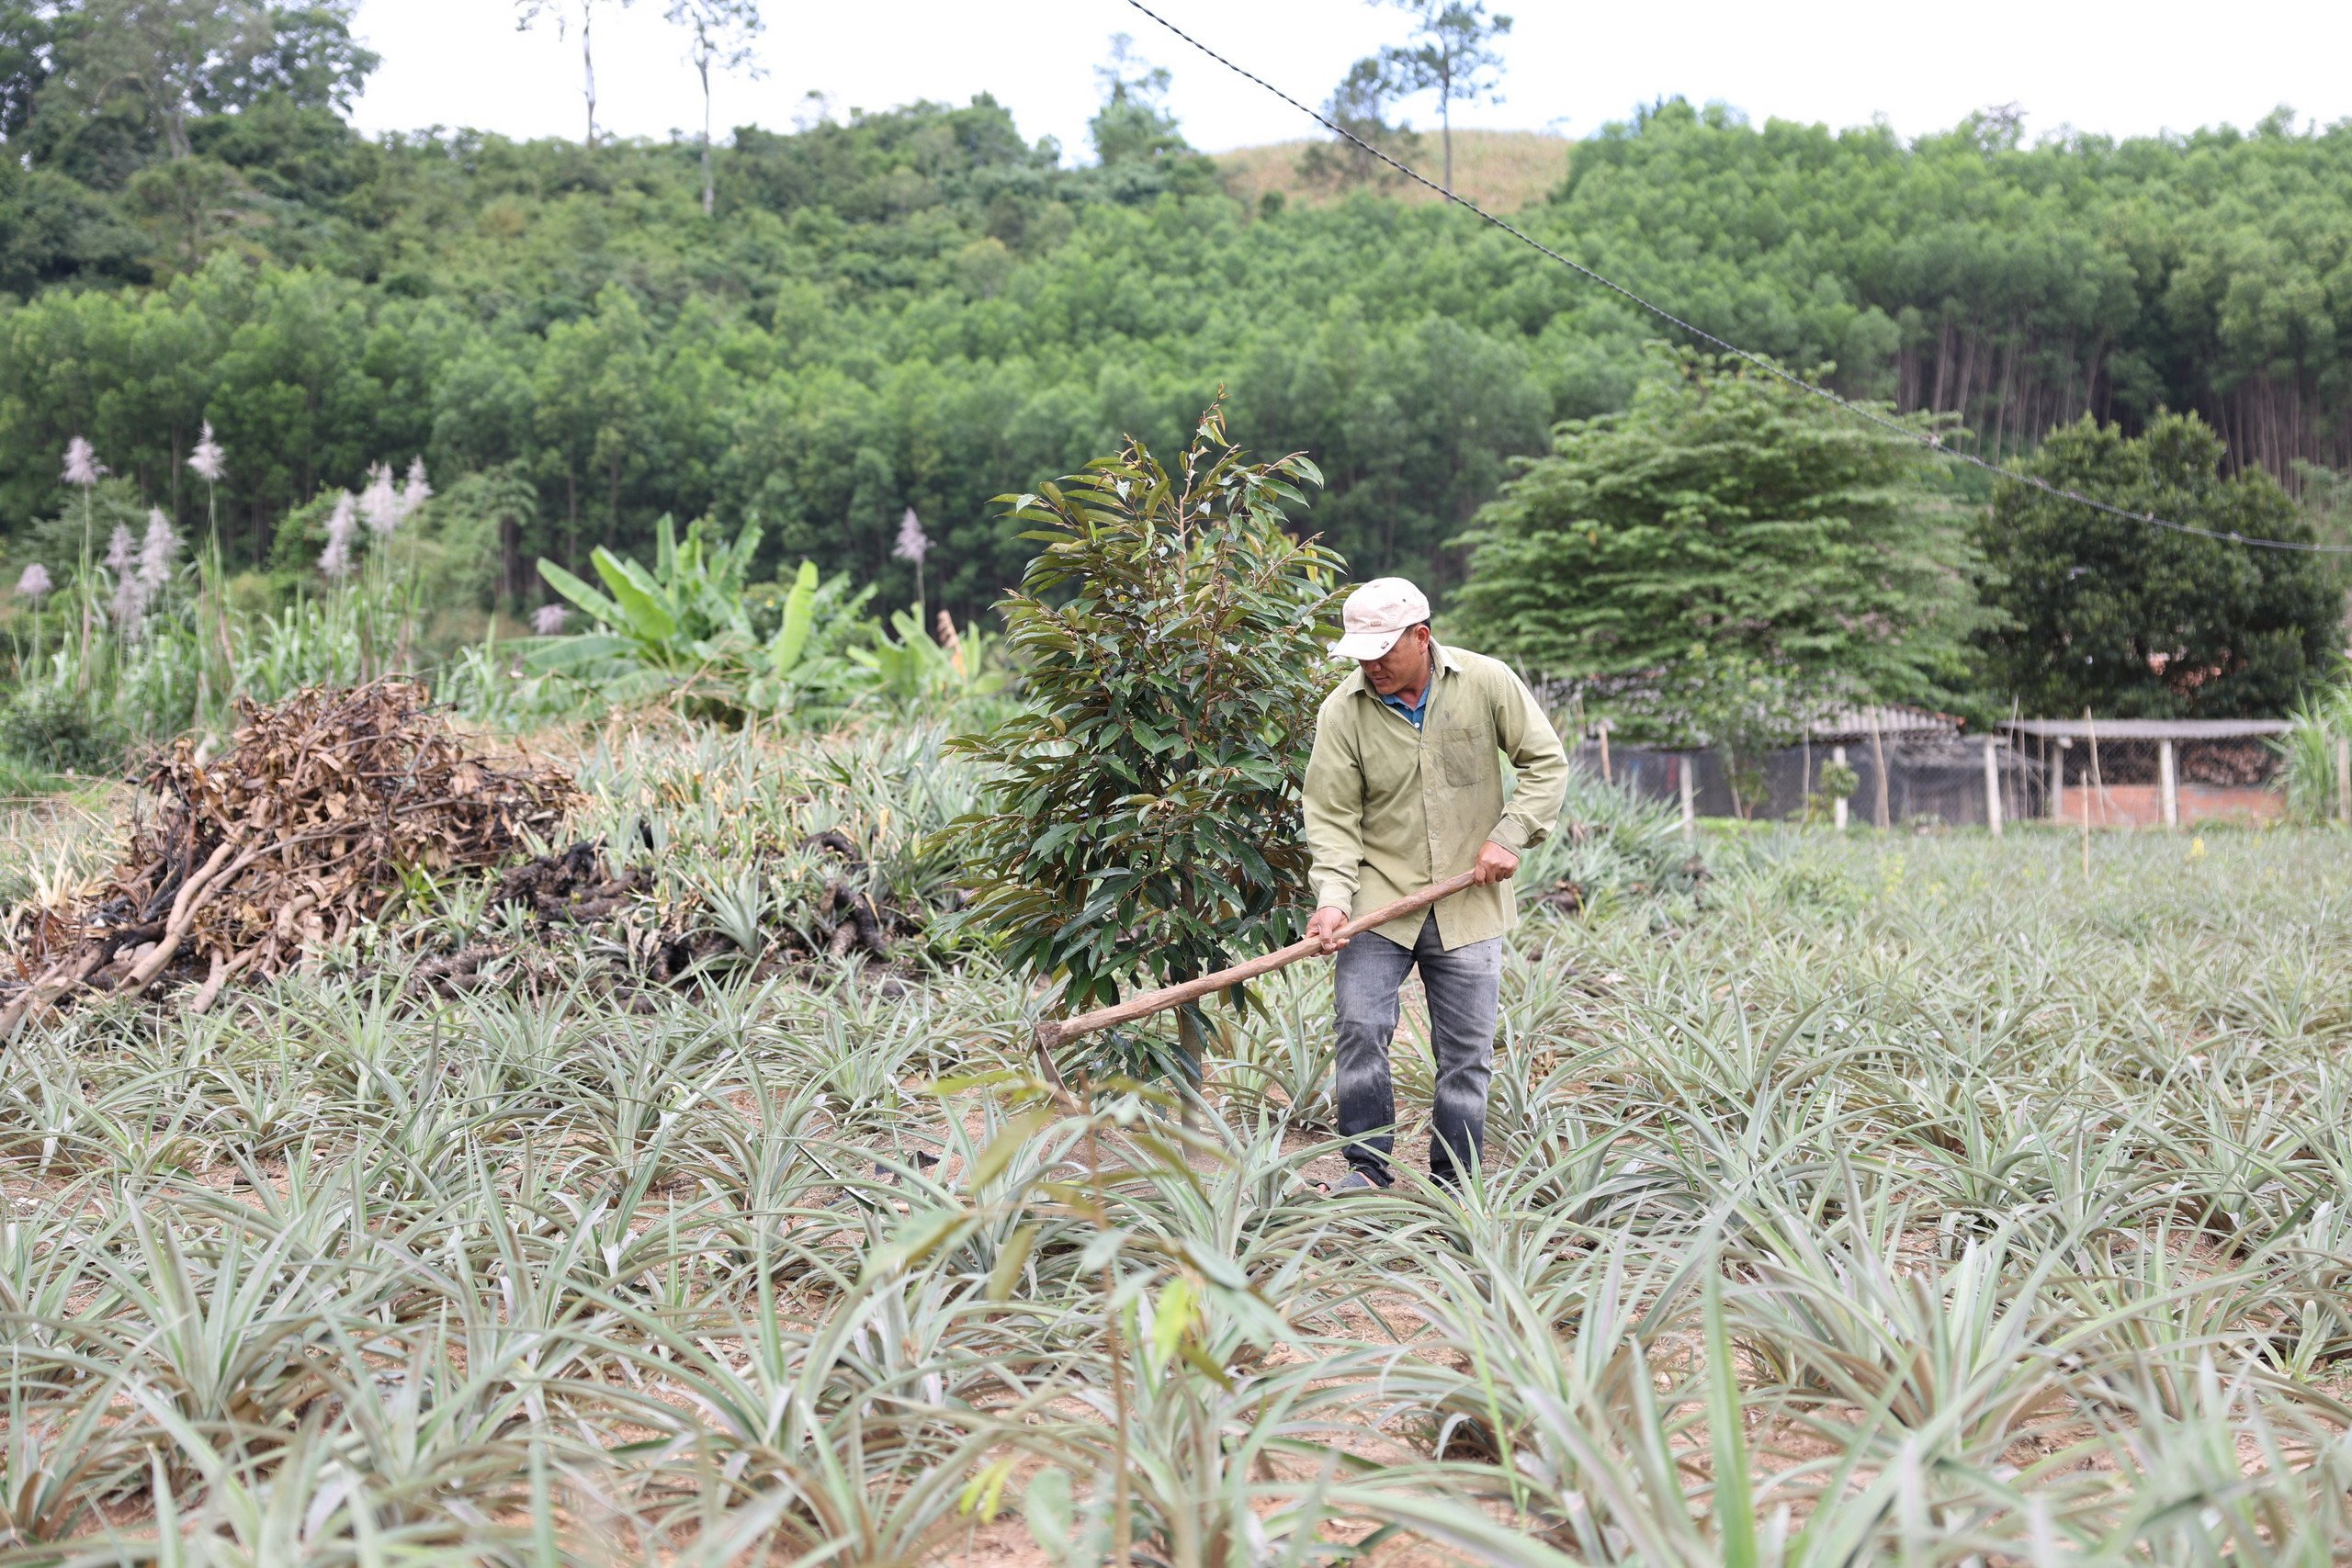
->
<box><xmin>2278</xmin><ymin>659</ymin><xmax>2352</xmax><ymax>822</ymax></box>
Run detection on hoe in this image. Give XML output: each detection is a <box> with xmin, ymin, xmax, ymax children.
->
<box><xmin>1031</xmin><ymin>867</ymin><xmax>1481</xmax><ymax>1081</ymax></box>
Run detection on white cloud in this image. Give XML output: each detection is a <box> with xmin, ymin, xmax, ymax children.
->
<box><xmin>350</xmin><ymin>0</ymin><xmax>2352</xmax><ymax>158</ymax></box>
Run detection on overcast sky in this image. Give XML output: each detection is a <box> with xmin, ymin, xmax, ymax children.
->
<box><xmin>348</xmin><ymin>0</ymin><xmax>2352</xmax><ymax>158</ymax></box>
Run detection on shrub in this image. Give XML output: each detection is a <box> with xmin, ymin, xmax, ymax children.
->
<box><xmin>0</xmin><ymin>682</ymin><xmax>126</xmax><ymax>775</ymax></box>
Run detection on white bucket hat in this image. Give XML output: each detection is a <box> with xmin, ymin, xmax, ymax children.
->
<box><xmin>1329</xmin><ymin>577</ymin><xmax>1431</xmax><ymax>661</ymax></box>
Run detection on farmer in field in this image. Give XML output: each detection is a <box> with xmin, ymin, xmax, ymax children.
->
<box><xmin>1304</xmin><ymin>578</ymin><xmax>1568</xmax><ymax>1193</ymax></box>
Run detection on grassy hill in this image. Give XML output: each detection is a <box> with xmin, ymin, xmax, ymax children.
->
<box><xmin>1216</xmin><ymin>129</ymin><xmax>1571</xmax><ymax>211</ymax></box>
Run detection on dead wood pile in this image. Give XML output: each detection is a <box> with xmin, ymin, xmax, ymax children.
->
<box><xmin>2</xmin><ymin>681</ymin><xmax>576</xmax><ymax>1034</ymax></box>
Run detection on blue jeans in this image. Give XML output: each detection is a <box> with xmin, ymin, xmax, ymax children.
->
<box><xmin>1332</xmin><ymin>913</ymin><xmax>1501</xmax><ymax>1186</ymax></box>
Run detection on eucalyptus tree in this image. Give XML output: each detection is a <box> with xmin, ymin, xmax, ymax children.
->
<box><xmin>1374</xmin><ymin>0</ymin><xmax>1511</xmax><ymax>192</ymax></box>
<box><xmin>663</xmin><ymin>0</ymin><xmax>760</xmax><ymax>216</ymax></box>
<box><xmin>514</xmin><ymin>0</ymin><xmax>633</xmax><ymax>147</ymax></box>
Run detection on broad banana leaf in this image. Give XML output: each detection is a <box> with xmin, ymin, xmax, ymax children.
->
<box><xmin>771</xmin><ymin>560</ymin><xmax>820</xmax><ymax>673</ymax></box>
<box><xmin>591</xmin><ymin>547</ymin><xmax>679</xmax><ymax>643</ymax></box>
<box><xmin>537</xmin><ymin>559</ymin><xmax>628</xmax><ymax>631</ymax></box>
<box><xmin>524</xmin><ymin>633</ymin><xmax>636</xmax><ymax>672</ymax></box>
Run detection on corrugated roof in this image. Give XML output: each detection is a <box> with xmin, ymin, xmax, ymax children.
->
<box><xmin>1807</xmin><ymin>705</ymin><xmax>1963</xmax><ymax>741</ymax></box>
<box><xmin>1997</xmin><ymin>718</ymin><xmax>2290</xmax><ymax>739</ymax></box>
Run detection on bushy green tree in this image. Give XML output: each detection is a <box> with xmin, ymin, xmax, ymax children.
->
<box><xmin>1451</xmin><ymin>348</ymin><xmax>1979</xmax><ymax>736</ymax></box>
<box><xmin>1088</xmin><ymin>33</ymin><xmax>1189</xmax><ymax>170</ymax></box>
<box><xmin>33</xmin><ymin>0</ymin><xmax>372</xmax><ymax>162</ymax></box>
<box><xmin>1296</xmin><ymin>56</ymin><xmax>1421</xmax><ymax>191</ymax></box>
<box><xmin>952</xmin><ymin>405</ymin><xmax>1340</xmax><ymax>1081</ymax></box>
<box><xmin>0</xmin><ymin>0</ymin><xmax>53</xmax><ymax>143</ymax></box>
<box><xmin>1972</xmin><ymin>412</ymin><xmax>2339</xmax><ymax>717</ymax></box>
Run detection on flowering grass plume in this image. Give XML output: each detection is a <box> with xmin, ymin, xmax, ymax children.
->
<box><xmin>14</xmin><ymin>563</ymin><xmax>51</xmax><ymax>600</ymax></box>
<box><xmin>137</xmin><ymin>508</ymin><xmax>181</xmax><ymax>594</ymax></box>
<box><xmin>320</xmin><ymin>491</ymin><xmax>358</xmax><ymax>579</ymax></box>
<box><xmin>359</xmin><ymin>463</ymin><xmax>401</xmax><ymax>537</ymax></box>
<box><xmin>188</xmin><ymin>423</ymin><xmax>226</xmax><ymax>485</ymax></box>
<box><xmin>893</xmin><ymin>506</ymin><xmax>930</xmax><ymax>564</ymax></box>
<box><xmin>62</xmin><ymin>437</ymin><xmax>104</xmax><ymax>487</ymax></box>
<box><xmin>532</xmin><ymin>603</ymin><xmax>570</xmax><ymax>636</ymax></box>
<box><xmin>108</xmin><ymin>524</ymin><xmax>149</xmax><ymax>636</ymax></box>
<box><xmin>400</xmin><ymin>457</ymin><xmax>432</xmax><ymax>523</ymax></box>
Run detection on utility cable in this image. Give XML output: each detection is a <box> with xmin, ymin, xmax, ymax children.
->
<box><xmin>1121</xmin><ymin>0</ymin><xmax>2352</xmax><ymax>555</ymax></box>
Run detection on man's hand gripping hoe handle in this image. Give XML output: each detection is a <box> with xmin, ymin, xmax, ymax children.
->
<box><xmin>1033</xmin><ymin>868</ymin><xmax>1483</xmax><ymax>1062</ymax></box>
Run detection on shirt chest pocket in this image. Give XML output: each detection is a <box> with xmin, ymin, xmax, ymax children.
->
<box><xmin>1437</xmin><ymin>724</ymin><xmax>1487</xmax><ymax>788</ymax></box>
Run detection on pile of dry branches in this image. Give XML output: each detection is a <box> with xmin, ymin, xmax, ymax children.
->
<box><xmin>2</xmin><ymin>682</ymin><xmax>575</xmax><ymax>1033</ymax></box>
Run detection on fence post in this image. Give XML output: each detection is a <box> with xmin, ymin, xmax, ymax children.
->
<box><xmin>2158</xmin><ymin>739</ymin><xmax>2178</xmax><ymax>830</ymax></box>
<box><xmin>1678</xmin><ymin>753</ymin><xmax>1696</xmax><ymax>842</ymax></box>
<box><xmin>2052</xmin><ymin>739</ymin><xmax>2066</xmax><ymax>823</ymax></box>
<box><xmin>2082</xmin><ymin>708</ymin><xmax>2100</xmax><ymax>876</ymax></box>
<box><xmin>1867</xmin><ymin>707</ymin><xmax>1891</xmax><ymax>829</ymax></box>
<box><xmin>1831</xmin><ymin>745</ymin><xmax>1849</xmax><ymax>831</ymax></box>
<box><xmin>1983</xmin><ymin>736</ymin><xmax>2003</xmax><ymax>836</ymax></box>
<box><xmin>2336</xmin><ymin>735</ymin><xmax>2349</xmax><ymax>826</ymax></box>
<box><xmin>1598</xmin><ymin>720</ymin><xmax>1612</xmax><ymax>785</ymax></box>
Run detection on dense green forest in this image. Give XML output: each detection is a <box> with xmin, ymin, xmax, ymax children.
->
<box><xmin>5</xmin><ymin>3</ymin><xmax>2351</xmax><ymax>637</ymax></box>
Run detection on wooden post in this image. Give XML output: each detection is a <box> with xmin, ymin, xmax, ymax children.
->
<box><xmin>1598</xmin><ymin>720</ymin><xmax>1612</xmax><ymax>784</ymax></box>
<box><xmin>1832</xmin><ymin>745</ymin><xmax>1849</xmax><ymax>831</ymax></box>
<box><xmin>1984</xmin><ymin>736</ymin><xmax>2003</xmax><ymax>837</ymax></box>
<box><xmin>2052</xmin><ymin>739</ymin><xmax>2066</xmax><ymax>823</ymax></box>
<box><xmin>2080</xmin><ymin>762</ymin><xmax>2091</xmax><ymax>876</ymax></box>
<box><xmin>1679</xmin><ymin>752</ymin><xmax>1696</xmax><ymax>841</ymax></box>
<box><xmin>2158</xmin><ymin>738</ymin><xmax>2178</xmax><ymax>829</ymax></box>
<box><xmin>2082</xmin><ymin>707</ymin><xmax>2100</xmax><ymax>877</ymax></box>
<box><xmin>1867</xmin><ymin>706</ymin><xmax>1891</xmax><ymax>829</ymax></box>
<box><xmin>2335</xmin><ymin>735</ymin><xmax>2349</xmax><ymax>826</ymax></box>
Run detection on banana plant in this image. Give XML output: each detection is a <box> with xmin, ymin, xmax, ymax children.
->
<box><xmin>850</xmin><ymin>606</ymin><xmax>1006</xmax><ymax>708</ymax></box>
<box><xmin>531</xmin><ymin>515</ymin><xmax>762</xmax><ymax>698</ymax></box>
<box><xmin>744</xmin><ymin>561</ymin><xmax>879</xmax><ymax>716</ymax></box>
<box><xmin>530</xmin><ymin>518</ymin><xmax>872</xmax><ymax>722</ymax></box>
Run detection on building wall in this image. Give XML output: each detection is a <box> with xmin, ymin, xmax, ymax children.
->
<box><xmin>2044</xmin><ymin>784</ymin><xmax>2284</xmax><ymax>829</ymax></box>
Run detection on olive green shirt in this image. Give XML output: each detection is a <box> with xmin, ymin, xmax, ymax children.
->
<box><xmin>1303</xmin><ymin>641</ymin><xmax>1569</xmax><ymax>950</ymax></box>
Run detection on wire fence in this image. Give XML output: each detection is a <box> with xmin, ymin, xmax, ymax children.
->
<box><xmin>1568</xmin><ymin>729</ymin><xmax>2288</xmax><ymax>830</ymax></box>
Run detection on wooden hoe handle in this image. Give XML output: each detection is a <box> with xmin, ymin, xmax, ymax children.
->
<box><xmin>1034</xmin><ymin>868</ymin><xmax>1483</xmax><ymax>1052</ymax></box>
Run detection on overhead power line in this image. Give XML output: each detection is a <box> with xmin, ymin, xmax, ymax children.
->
<box><xmin>1120</xmin><ymin>0</ymin><xmax>2352</xmax><ymax>556</ymax></box>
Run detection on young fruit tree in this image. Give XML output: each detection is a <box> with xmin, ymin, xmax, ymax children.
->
<box><xmin>954</xmin><ymin>404</ymin><xmax>1340</xmax><ymax>1083</ymax></box>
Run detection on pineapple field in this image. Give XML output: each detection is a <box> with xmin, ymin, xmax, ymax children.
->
<box><xmin>6</xmin><ymin>3</ymin><xmax>2352</xmax><ymax>1561</ymax></box>
<box><xmin>4</xmin><ymin>715</ymin><xmax>2351</xmax><ymax>1563</ymax></box>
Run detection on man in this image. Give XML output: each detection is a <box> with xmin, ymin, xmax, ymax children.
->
<box><xmin>1303</xmin><ymin>577</ymin><xmax>1568</xmax><ymax>1192</ymax></box>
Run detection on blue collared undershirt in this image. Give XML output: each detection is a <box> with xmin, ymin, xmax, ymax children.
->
<box><xmin>1378</xmin><ymin>677</ymin><xmax>1432</xmax><ymax>729</ymax></box>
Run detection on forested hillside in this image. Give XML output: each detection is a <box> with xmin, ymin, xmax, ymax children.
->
<box><xmin>6</xmin><ymin>40</ymin><xmax>2352</xmax><ymax>620</ymax></box>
